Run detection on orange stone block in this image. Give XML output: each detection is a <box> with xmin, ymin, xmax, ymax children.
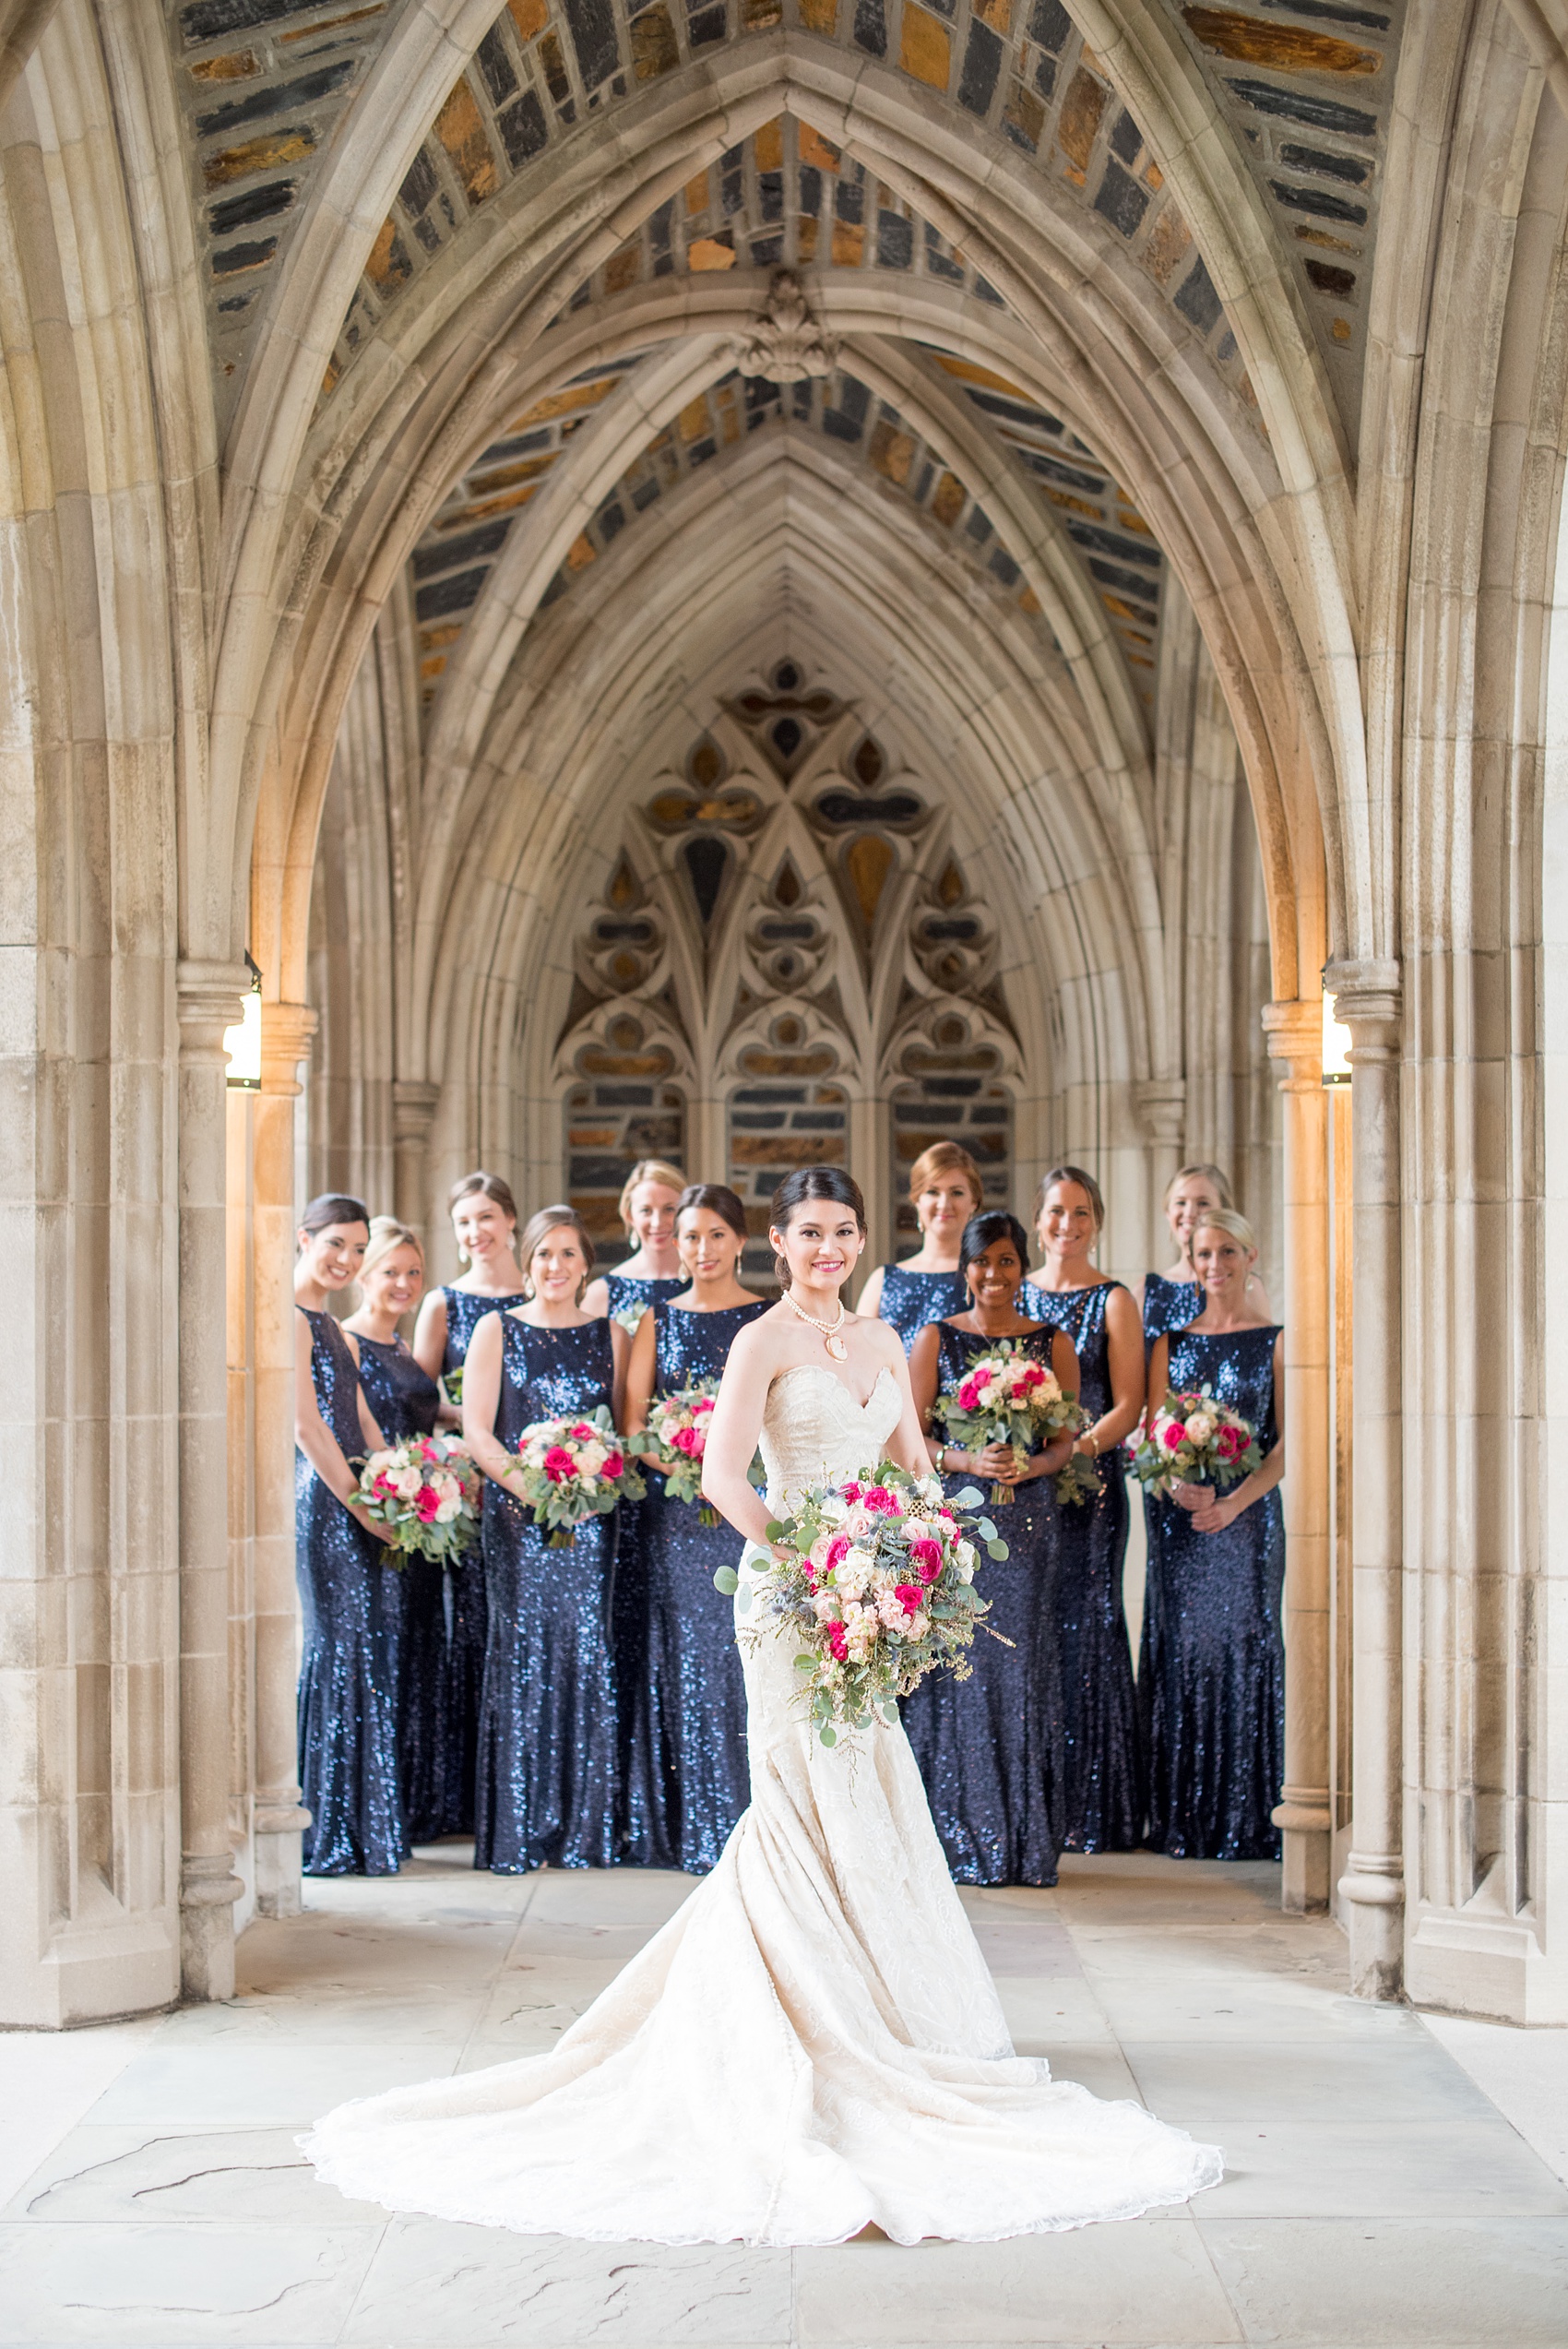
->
<box><xmin>797</xmin><ymin>119</ymin><xmax>840</xmax><ymax>170</ymax></box>
<box><xmin>507</xmin><ymin>0</ymin><xmax>548</xmax><ymax>40</ymax></box>
<box><xmin>899</xmin><ymin>5</ymin><xmax>950</xmax><ymax>89</ymax></box>
<box><xmin>972</xmin><ymin>0</ymin><xmax>1010</xmax><ymax>29</ymax></box>
<box><xmin>685</xmin><ymin>168</ymin><xmax>710</xmax><ymax>213</ymax></box>
<box><xmin>631</xmin><ymin>3</ymin><xmax>679</xmax><ymax>79</ymax></box>
<box><xmin>755</xmin><ymin>115</ymin><xmax>784</xmax><ymax>171</ymax></box>
<box><xmin>870</xmin><ymin>420</ymin><xmax>915</xmax><ymax>483</ymax></box>
<box><xmin>435</xmin><ymin>76</ymin><xmax>498</xmax><ymax>209</ymax></box>
<box><xmin>799</xmin><ymin>0</ymin><xmax>837</xmax><ymax>31</ymax></box>
<box><xmin>932</xmin><ymin>471</ymin><xmax>966</xmax><ymax>526</ymax></box>
<box><xmin>202</xmin><ymin>129</ymin><xmax>314</xmax><ymax>187</ymax></box>
<box><xmin>933</xmin><ymin>352</ymin><xmax>1033</xmax><ymax>404</ymax></box>
<box><xmin>1182</xmin><ymin>7</ymin><xmax>1381</xmax><ymax>74</ymax></box>
<box><xmin>797</xmin><ymin>214</ymin><xmax>819</xmax><ymax>260</ymax></box>
<box><xmin>190</xmin><ymin>48</ymin><xmax>258</xmax><ymax>80</ymax></box>
<box><xmin>566</xmin><ymin>533</ymin><xmax>598</xmax><ymax>572</ymax></box>
<box><xmin>1056</xmin><ymin>66</ymin><xmax>1107</xmax><ymax>178</ymax></box>
<box><xmin>679</xmin><ymin>394</ymin><xmax>713</xmax><ymax>440</ymax></box>
<box><xmin>688</xmin><ymin>234</ymin><xmax>737</xmax><ymax>269</ymax></box>
<box><xmin>831</xmin><ymin>218</ymin><xmax>864</xmax><ymax>266</ymax></box>
<box><xmin>605</xmin><ymin>244</ymin><xmax>641</xmax><ymax>293</ymax></box>
<box><xmin>1142</xmin><ymin>206</ymin><xmax>1191</xmax><ymax>286</ymax></box>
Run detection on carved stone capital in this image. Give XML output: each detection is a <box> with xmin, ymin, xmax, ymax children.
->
<box><xmin>1261</xmin><ymin>996</ymin><xmax>1323</xmax><ymax>1092</ymax></box>
<box><xmin>735</xmin><ymin>269</ymin><xmax>838</xmax><ymax>383</ymax></box>
<box><xmin>260</xmin><ymin>1000</ymin><xmax>318</xmax><ymax>1096</ymax></box>
<box><xmin>1132</xmin><ymin>1077</ymin><xmax>1186</xmax><ymax>1147</ymax></box>
<box><xmin>176</xmin><ymin>960</ymin><xmax>249</xmax><ymax>1058</ymax></box>
<box><xmin>392</xmin><ymin>1078</ymin><xmax>442</xmax><ymax>1145</ymax></box>
<box><xmin>1323</xmin><ymin>958</ymin><xmax>1402</xmax><ymax>1058</ymax></box>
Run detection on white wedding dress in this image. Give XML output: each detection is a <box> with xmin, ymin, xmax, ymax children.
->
<box><xmin>302</xmin><ymin>1364</ymin><xmax>1222</xmax><ymax>2243</ymax></box>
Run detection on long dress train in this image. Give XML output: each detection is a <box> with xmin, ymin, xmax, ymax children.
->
<box><xmin>303</xmin><ymin>1362</ymin><xmax>1221</xmax><ymax>2244</ymax></box>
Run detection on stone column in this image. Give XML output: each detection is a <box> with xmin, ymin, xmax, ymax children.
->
<box><xmin>252</xmin><ymin>1002</ymin><xmax>318</xmax><ymax>1917</ymax></box>
<box><xmin>1325</xmin><ymin>959</ymin><xmax>1406</xmax><ymax>1997</ymax></box>
<box><xmin>1133</xmin><ymin>1079</ymin><xmax>1186</xmax><ymax>1264</ymax></box>
<box><xmin>1262</xmin><ymin>998</ymin><xmax>1333</xmax><ymax>1912</ymax></box>
<box><xmin>176</xmin><ymin>962</ymin><xmax>251</xmax><ymax>1999</ymax></box>
<box><xmin>392</xmin><ymin>1079</ymin><xmax>441</xmax><ymax>1241</ymax></box>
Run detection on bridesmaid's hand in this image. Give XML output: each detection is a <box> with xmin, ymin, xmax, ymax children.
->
<box><xmin>975</xmin><ymin>1440</ymin><xmax>1024</xmax><ymax>1483</ymax></box>
<box><xmin>1169</xmin><ymin>1479</ymin><xmax>1207</xmax><ymax>1513</ymax></box>
<box><xmin>1038</xmin><ymin>1431</ymin><xmax>1076</xmax><ymax>1477</ymax></box>
<box><xmin>1190</xmin><ymin>1491</ymin><xmax>1243</xmax><ymax>1533</ymax></box>
<box><xmin>350</xmin><ymin>1501</ymin><xmax>396</xmax><ymax>1544</ymax></box>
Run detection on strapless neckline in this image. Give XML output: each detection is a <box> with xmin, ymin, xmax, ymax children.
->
<box><xmin>774</xmin><ymin>1362</ymin><xmax>898</xmax><ymax>1415</ymax></box>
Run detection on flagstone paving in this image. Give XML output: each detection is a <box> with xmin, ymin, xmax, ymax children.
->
<box><xmin>2</xmin><ymin>1849</ymin><xmax>1564</xmax><ymax>2346</ymax></box>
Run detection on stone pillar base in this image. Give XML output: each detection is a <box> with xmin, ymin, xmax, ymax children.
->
<box><xmin>179</xmin><ymin>1857</ymin><xmax>244</xmax><ymax>2003</ymax></box>
<box><xmin>255</xmin><ymin>1806</ymin><xmax>311</xmax><ymax>1918</ymax></box>
<box><xmin>1275</xmin><ymin>1795</ymin><xmax>1332</xmax><ymax>1913</ymax></box>
<box><xmin>1340</xmin><ymin>1856</ymin><xmax>1405</xmax><ymax>2000</ymax></box>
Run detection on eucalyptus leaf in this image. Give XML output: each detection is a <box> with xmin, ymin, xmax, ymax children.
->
<box><xmin>765</xmin><ymin>1520</ymin><xmax>786</xmax><ymax>1541</ymax></box>
<box><xmin>952</xmin><ymin>1485</ymin><xmax>983</xmax><ymax>1508</ymax></box>
<box><xmin>987</xmin><ymin>1539</ymin><xmax>1008</xmax><ymax>1561</ymax></box>
<box><xmin>736</xmin><ymin>1587</ymin><xmax>752</xmax><ymax>1615</ymax></box>
<box><xmin>793</xmin><ymin>1653</ymin><xmax>816</xmax><ymax>1671</ymax></box>
<box><xmin>819</xmin><ymin>1724</ymin><xmax>837</xmax><ymax>1747</ymax></box>
<box><xmin>713</xmin><ymin>1565</ymin><xmax>739</xmax><ymax>1593</ymax></box>
<box><xmin>977</xmin><ymin>1517</ymin><xmax>997</xmax><ymax>1541</ymax></box>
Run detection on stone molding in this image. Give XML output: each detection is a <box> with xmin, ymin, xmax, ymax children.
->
<box><xmin>1261</xmin><ymin>996</ymin><xmax>1321</xmax><ymax>1083</ymax></box>
<box><xmin>734</xmin><ymin>269</ymin><xmax>838</xmax><ymax>385</ymax></box>
<box><xmin>392</xmin><ymin>1078</ymin><xmax>442</xmax><ymax>1143</ymax></box>
<box><xmin>1131</xmin><ymin>1077</ymin><xmax>1185</xmax><ymax>1147</ymax></box>
<box><xmin>176</xmin><ymin>960</ymin><xmax>249</xmax><ymax>1054</ymax></box>
<box><xmin>260</xmin><ymin>1001</ymin><xmax>318</xmax><ymax>1097</ymax></box>
<box><xmin>1323</xmin><ymin>958</ymin><xmax>1402</xmax><ymax>1051</ymax></box>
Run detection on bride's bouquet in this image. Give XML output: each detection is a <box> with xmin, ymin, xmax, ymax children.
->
<box><xmin>929</xmin><ymin>1340</ymin><xmax>1085</xmax><ymax>1506</ymax></box>
<box><xmin>1132</xmin><ymin>1387</ymin><xmax>1261</xmax><ymax>1496</ymax></box>
<box><xmin>510</xmin><ymin>1406</ymin><xmax>646</xmax><ymax>1546</ymax></box>
<box><xmin>716</xmin><ymin>1461</ymin><xmax>1009</xmax><ymax>1747</ymax></box>
<box><xmin>355</xmin><ymin>1434</ymin><xmax>480</xmax><ymax>1563</ymax></box>
<box><xmin>630</xmin><ymin>1381</ymin><xmax>722</xmax><ymax>1525</ymax></box>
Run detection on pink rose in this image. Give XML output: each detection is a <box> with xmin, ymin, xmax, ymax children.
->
<box><xmin>570</xmin><ymin>1422</ymin><xmax>594</xmax><ymax>1440</ymax></box>
<box><xmin>894</xmin><ymin>1583</ymin><xmax>923</xmax><ymax>1616</ymax></box>
<box><xmin>909</xmin><ymin>1535</ymin><xmax>943</xmax><ymax>1583</ymax></box>
<box><xmin>840</xmin><ymin>1481</ymin><xmax>861</xmax><ymax>1502</ymax></box>
<box><xmin>862</xmin><ymin>1485</ymin><xmax>897</xmax><ymax>1513</ymax></box>
<box><xmin>1217</xmin><ymin>1425</ymin><xmax>1243</xmax><ymax>1459</ymax></box>
<box><xmin>1019</xmin><ymin>1362</ymin><xmax>1045</xmax><ymax>1388</ymax></box>
<box><xmin>415</xmin><ymin>1485</ymin><xmax>440</xmax><ymax>1523</ymax></box>
<box><xmin>956</xmin><ymin>1378</ymin><xmax>981</xmax><ymax>1411</ymax></box>
<box><xmin>823</xmin><ymin>1532</ymin><xmax>851</xmax><ymax>1575</ymax></box>
<box><xmin>601</xmin><ymin>1450</ymin><xmax>624</xmax><ymax>1481</ymax></box>
<box><xmin>543</xmin><ymin>1445</ymin><xmax>576</xmax><ymax>1483</ymax></box>
<box><xmin>671</xmin><ymin>1425</ymin><xmax>700</xmax><ymax>1456</ymax></box>
<box><xmin>1162</xmin><ymin>1423</ymin><xmax>1185</xmax><ymax>1452</ymax></box>
<box><xmin>826</xmin><ymin>1623</ymin><xmax>849</xmax><ymax>1662</ymax></box>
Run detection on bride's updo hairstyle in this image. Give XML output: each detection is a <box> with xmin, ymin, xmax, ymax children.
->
<box><xmin>958</xmin><ymin>1209</ymin><xmax>1031</xmax><ymax>1280</ymax></box>
<box><xmin>768</xmin><ymin>1166</ymin><xmax>866</xmax><ymax>1282</ymax></box>
<box><xmin>675</xmin><ymin>1182</ymin><xmax>748</xmax><ymax>1242</ymax></box>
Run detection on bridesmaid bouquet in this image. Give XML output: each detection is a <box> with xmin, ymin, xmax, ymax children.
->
<box><xmin>510</xmin><ymin>1405</ymin><xmax>647</xmax><ymax>1546</ymax></box>
<box><xmin>717</xmin><ymin>1461</ymin><xmax>1009</xmax><ymax>1747</ymax></box>
<box><xmin>929</xmin><ymin>1341</ymin><xmax>1084</xmax><ymax>1506</ymax></box>
<box><xmin>1132</xmin><ymin>1388</ymin><xmax>1262</xmax><ymax>1496</ymax></box>
<box><xmin>631</xmin><ymin>1381</ymin><xmax>722</xmax><ymax>1525</ymax></box>
<box><xmin>356</xmin><ymin>1435</ymin><xmax>480</xmax><ymax>1563</ymax></box>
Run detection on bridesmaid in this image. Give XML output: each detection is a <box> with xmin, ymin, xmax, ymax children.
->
<box><xmin>1023</xmin><ymin>1166</ymin><xmax>1147</xmax><ymax>1851</ymax></box>
<box><xmin>345</xmin><ymin>1217</ymin><xmax>447</xmax><ymax>1847</ymax></box>
<box><xmin>581</xmin><ymin>1155</ymin><xmax>686</xmax><ymax>1351</ymax></box>
<box><xmin>621</xmin><ymin>1184</ymin><xmax>769</xmax><ymax>1871</ymax></box>
<box><xmin>857</xmin><ymin>1141</ymin><xmax>980</xmax><ymax>1351</ymax></box>
<box><xmin>1143</xmin><ymin>1209</ymin><xmax>1285</xmax><ymax>1859</ymax></box>
<box><xmin>413</xmin><ymin>1170</ymin><xmax>529</xmax><ymax>1835</ymax></box>
<box><xmin>464</xmin><ymin>1205</ymin><xmax>620</xmax><ymax>1873</ymax></box>
<box><xmin>1141</xmin><ymin>1163</ymin><xmax>1273</xmax><ymax>1350</ymax></box>
<box><xmin>293</xmin><ymin>1193</ymin><xmax>405</xmax><ymax>1876</ymax></box>
<box><xmin>904</xmin><ymin>1211</ymin><xmax>1079</xmax><ymax>1886</ymax></box>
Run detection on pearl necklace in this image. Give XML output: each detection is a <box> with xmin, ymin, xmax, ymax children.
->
<box><xmin>781</xmin><ymin>1287</ymin><xmax>849</xmax><ymax>1361</ymax></box>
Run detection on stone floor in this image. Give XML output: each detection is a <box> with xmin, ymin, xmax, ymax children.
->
<box><xmin>2</xmin><ymin>1848</ymin><xmax>1566</xmax><ymax>2347</ymax></box>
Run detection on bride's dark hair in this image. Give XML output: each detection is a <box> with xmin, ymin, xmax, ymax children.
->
<box><xmin>769</xmin><ymin>1166</ymin><xmax>866</xmax><ymax>1282</ymax></box>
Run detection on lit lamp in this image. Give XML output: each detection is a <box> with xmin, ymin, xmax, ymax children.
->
<box><xmin>224</xmin><ymin>954</ymin><xmax>262</xmax><ymax>1089</ymax></box>
<box><xmin>1321</xmin><ymin>988</ymin><xmax>1351</xmax><ymax>1088</ymax></box>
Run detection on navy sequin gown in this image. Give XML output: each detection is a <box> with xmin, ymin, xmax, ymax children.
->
<box><xmin>1143</xmin><ymin>1323</ymin><xmax>1285</xmax><ymax>1860</ymax></box>
<box><xmin>874</xmin><ymin>1263</ymin><xmax>969</xmax><ymax>1354</ymax></box>
<box><xmin>902</xmin><ymin>1324</ymin><xmax>1065</xmax><ymax>1886</ymax></box>
<box><xmin>1142</xmin><ymin>1272</ymin><xmax>1201</xmax><ymax>1351</ymax></box>
<box><xmin>601</xmin><ymin>1270</ymin><xmax>687</xmax><ymax>1775</ymax></box>
<box><xmin>353</xmin><ymin>1334</ymin><xmax>448</xmax><ymax>1846</ymax></box>
<box><xmin>623</xmin><ymin>1299</ymin><xmax>770</xmax><ymax>1872</ymax></box>
<box><xmin>476</xmin><ymin>1316</ymin><xmax>621</xmax><ymax>1873</ymax></box>
<box><xmin>439</xmin><ymin>1285</ymin><xmax>527</xmax><ymax>1834</ymax></box>
<box><xmin>1020</xmin><ymin>1279</ymin><xmax>1146</xmax><ymax>1851</ymax></box>
<box><xmin>295</xmin><ymin>1308</ymin><xmax>406</xmax><ymax>1875</ymax></box>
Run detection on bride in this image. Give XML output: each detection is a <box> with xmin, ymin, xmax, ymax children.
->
<box><xmin>302</xmin><ymin>1166</ymin><xmax>1222</xmax><ymax>2243</ymax></box>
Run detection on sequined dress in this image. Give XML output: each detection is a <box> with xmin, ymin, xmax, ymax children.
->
<box><xmin>295</xmin><ymin>1307</ymin><xmax>405</xmax><ymax>1876</ymax></box>
<box><xmin>439</xmin><ymin>1285</ymin><xmax>527</xmax><ymax>1835</ymax></box>
<box><xmin>874</xmin><ymin>1262</ymin><xmax>969</xmax><ymax>1353</ymax></box>
<box><xmin>602</xmin><ymin>1269</ymin><xmax>688</xmax><ymax>1795</ymax></box>
<box><xmin>1020</xmin><ymin>1280</ymin><xmax>1146</xmax><ymax>1851</ymax></box>
<box><xmin>475</xmin><ymin>1315</ymin><xmax>620</xmax><ymax>1873</ymax></box>
<box><xmin>1143</xmin><ymin>1323</ymin><xmax>1285</xmax><ymax>1861</ymax></box>
<box><xmin>303</xmin><ymin>1364</ymin><xmax>1221</xmax><ymax>2243</ymax></box>
<box><xmin>353</xmin><ymin>1334</ymin><xmax>447</xmax><ymax>1846</ymax></box>
<box><xmin>622</xmin><ymin>1298</ymin><xmax>771</xmax><ymax>1873</ymax></box>
<box><xmin>1142</xmin><ymin>1272</ymin><xmax>1201</xmax><ymax>1350</ymax></box>
<box><xmin>901</xmin><ymin>1325</ymin><xmax>1064</xmax><ymax>1886</ymax></box>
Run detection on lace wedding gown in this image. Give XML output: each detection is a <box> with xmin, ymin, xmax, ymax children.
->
<box><xmin>302</xmin><ymin>1365</ymin><xmax>1223</xmax><ymax>2243</ymax></box>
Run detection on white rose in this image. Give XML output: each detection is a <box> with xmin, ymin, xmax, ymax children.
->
<box><xmin>908</xmin><ymin>1612</ymin><xmax>930</xmax><ymax>1640</ymax></box>
<box><xmin>1186</xmin><ymin>1413</ymin><xmax>1215</xmax><ymax>1447</ymax></box>
<box><xmin>396</xmin><ymin>1468</ymin><xmax>423</xmax><ymax>1499</ymax></box>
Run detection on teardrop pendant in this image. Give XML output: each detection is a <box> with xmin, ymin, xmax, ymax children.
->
<box><xmin>826</xmin><ymin>1333</ymin><xmax>849</xmax><ymax>1361</ymax></box>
